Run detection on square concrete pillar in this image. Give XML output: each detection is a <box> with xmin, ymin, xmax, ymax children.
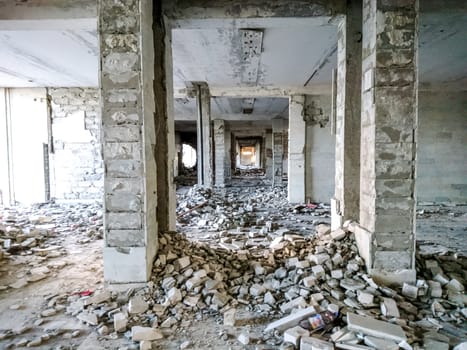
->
<box><xmin>333</xmin><ymin>0</ymin><xmax>362</xmax><ymax>226</ymax></box>
<box><xmin>155</xmin><ymin>22</ymin><xmax>177</xmax><ymax>233</ymax></box>
<box><xmin>288</xmin><ymin>95</ymin><xmax>306</xmax><ymax>203</ymax></box>
<box><xmin>195</xmin><ymin>83</ymin><xmax>213</xmax><ymax>187</ymax></box>
<box><xmin>359</xmin><ymin>0</ymin><xmax>418</xmax><ymax>285</ymax></box>
<box><xmin>272</xmin><ymin>119</ymin><xmax>284</xmax><ymax>186</ymax></box>
<box><xmin>265</xmin><ymin>131</ymin><xmax>273</xmax><ymax>181</ymax></box>
<box><xmin>100</xmin><ymin>0</ymin><xmax>161</xmax><ymax>282</ymax></box>
<box><xmin>214</xmin><ymin>119</ymin><xmax>226</xmax><ymax>187</ymax></box>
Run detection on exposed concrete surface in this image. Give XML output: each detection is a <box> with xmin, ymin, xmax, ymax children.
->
<box><xmin>305</xmin><ymin>95</ymin><xmax>335</xmax><ymax>203</ymax></box>
<box><xmin>417</xmin><ymin>90</ymin><xmax>467</xmax><ymax>204</ymax></box>
<box><xmin>100</xmin><ymin>0</ymin><xmax>157</xmax><ymax>283</ymax></box>
<box><xmin>288</xmin><ymin>95</ymin><xmax>306</xmax><ymax>203</ymax></box>
<box><xmin>334</xmin><ymin>0</ymin><xmax>362</xmax><ymax>222</ymax></box>
<box><xmin>359</xmin><ymin>0</ymin><xmax>418</xmax><ymax>283</ymax></box>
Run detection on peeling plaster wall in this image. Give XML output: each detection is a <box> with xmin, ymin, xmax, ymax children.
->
<box><xmin>49</xmin><ymin>88</ymin><xmax>103</xmax><ymax>201</ymax></box>
<box><xmin>417</xmin><ymin>90</ymin><xmax>467</xmax><ymax>204</ymax></box>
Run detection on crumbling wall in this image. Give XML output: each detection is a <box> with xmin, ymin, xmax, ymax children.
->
<box><xmin>417</xmin><ymin>90</ymin><xmax>467</xmax><ymax>204</ymax></box>
<box><xmin>48</xmin><ymin>88</ymin><xmax>103</xmax><ymax>201</ymax></box>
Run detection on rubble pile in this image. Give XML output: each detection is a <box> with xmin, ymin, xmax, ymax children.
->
<box><xmin>0</xmin><ymin>202</ymin><xmax>103</xmax><ymax>290</ymax></box>
<box><xmin>176</xmin><ymin>185</ymin><xmax>328</xmax><ymax>234</ymax></box>
<box><xmin>8</xmin><ymin>223</ymin><xmax>461</xmax><ymax>350</ymax></box>
<box><xmin>233</xmin><ymin>168</ymin><xmax>266</xmax><ymax>177</ymax></box>
<box><xmin>0</xmin><ymin>188</ymin><xmax>465</xmax><ymax>350</ymax></box>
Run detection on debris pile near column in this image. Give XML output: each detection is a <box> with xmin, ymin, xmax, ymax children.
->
<box><xmin>0</xmin><ymin>189</ymin><xmax>465</xmax><ymax>350</ymax></box>
<box><xmin>22</xmin><ymin>221</ymin><xmax>463</xmax><ymax>350</ymax></box>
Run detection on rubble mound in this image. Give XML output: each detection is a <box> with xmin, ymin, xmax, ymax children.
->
<box><xmin>24</xmin><ymin>225</ymin><xmax>464</xmax><ymax>350</ymax></box>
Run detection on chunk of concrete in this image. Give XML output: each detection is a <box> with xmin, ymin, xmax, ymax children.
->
<box><xmin>301</xmin><ymin>336</ymin><xmax>334</xmax><ymax>350</ymax></box>
<box><xmin>280</xmin><ymin>296</ymin><xmax>307</xmax><ymax>313</ymax></box>
<box><xmin>265</xmin><ymin>306</ymin><xmax>317</xmax><ymax>332</ymax></box>
<box><xmin>346</xmin><ymin>313</ymin><xmax>406</xmax><ymax>342</ymax></box>
<box><xmin>113</xmin><ymin>312</ymin><xmax>128</xmax><ymax>332</ymax></box>
<box><xmin>283</xmin><ymin>326</ymin><xmax>309</xmax><ymax>347</ymax></box>
<box><xmin>77</xmin><ymin>312</ymin><xmax>98</xmax><ymax>326</ymax></box>
<box><xmin>129</xmin><ymin>295</ymin><xmax>148</xmax><ymax>314</ymax></box>
<box><xmin>364</xmin><ymin>336</ymin><xmax>399</xmax><ymax>350</ymax></box>
<box><xmin>131</xmin><ymin>326</ymin><xmax>163</xmax><ymax>341</ymax></box>
<box><xmin>380</xmin><ymin>298</ymin><xmax>400</xmax><ymax>318</ymax></box>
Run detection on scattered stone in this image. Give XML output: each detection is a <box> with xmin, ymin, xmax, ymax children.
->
<box><xmin>131</xmin><ymin>326</ymin><xmax>163</xmax><ymax>341</ymax></box>
<box><xmin>301</xmin><ymin>336</ymin><xmax>335</xmax><ymax>350</ymax></box>
<box><xmin>283</xmin><ymin>326</ymin><xmax>309</xmax><ymax>347</ymax></box>
<box><xmin>129</xmin><ymin>295</ymin><xmax>149</xmax><ymax>314</ymax></box>
<box><xmin>265</xmin><ymin>307</ymin><xmax>317</xmax><ymax>332</ymax></box>
<box><xmin>77</xmin><ymin>311</ymin><xmax>98</xmax><ymax>326</ymax></box>
<box><xmin>346</xmin><ymin>313</ymin><xmax>407</xmax><ymax>343</ymax></box>
<box><xmin>114</xmin><ymin>312</ymin><xmax>128</xmax><ymax>332</ymax></box>
<box><xmin>380</xmin><ymin>298</ymin><xmax>400</xmax><ymax>318</ymax></box>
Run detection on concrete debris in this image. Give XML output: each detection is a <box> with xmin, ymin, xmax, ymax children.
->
<box><xmin>0</xmin><ymin>202</ymin><xmax>103</xmax><ymax>292</ymax></box>
<box><xmin>131</xmin><ymin>326</ymin><xmax>164</xmax><ymax>341</ymax></box>
<box><xmin>1</xmin><ymin>187</ymin><xmax>466</xmax><ymax>350</ymax></box>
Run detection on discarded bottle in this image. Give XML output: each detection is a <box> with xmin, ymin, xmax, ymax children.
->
<box><xmin>299</xmin><ymin>310</ymin><xmax>339</xmax><ymax>331</ymax></box>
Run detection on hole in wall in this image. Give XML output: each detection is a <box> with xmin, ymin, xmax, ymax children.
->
<box><xmin>182</xmin><ymin>143</ymin><xmax>196</xmax><ymax>169</ymax></box>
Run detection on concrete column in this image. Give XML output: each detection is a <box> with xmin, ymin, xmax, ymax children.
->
<box><xmin>224</xmin><ymin>127</ymin><xmax>231</xmax><ymax>182</ymax></box>
<box><xmin>195</xmin><ymin>83</ymin><xmax>212</xmax><ymax>187</ymax></box>
<box><xmin>333</xmin><ymin>0</ymin><xmax>362</xmax><ymax>228</ymax></box>
<box><xmin>358</xmin><ymin>0</ymin><xmax>418</xmax><ymax>285</ymax></box>
<box><xmin>264</xmin><ymin>131</ymin><xmax>273</xmax><ymax>181</ymax></box>
<box><xmin>288</xmin><ymin>95</ymin><xmax>306</xmax><ymax>203</ymax></box>
<box><xmin>272</xmin><ymin>119</ymin><xmax>284</xmax><ymax>186</ymax></box>
<box><xmin>100</xmin><ymin>0</ymin><xmax>160</xmax><ymax>282</ymax></box>
<box><xmin>214</xmin><ymin>119</ymin><xmax>226</xmax><ymax>187</ymax></box>
<box><xmin>156</xmin><ymin>16</ymin><xmax>176</xmax><ymax>232</ymax></box>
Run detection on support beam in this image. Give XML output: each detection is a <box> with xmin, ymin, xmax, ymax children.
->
<box><xmin>288</xmin><ymin>95</ymin><xmax>306</xmax><ymax>203</ymax></box>
<box><xmin>100</xmin><ymin>0</ymin><xmax>160</xmax><ymax>283</ymax></box>
<box><xmin>163</xmin><ymin>2</ymin><xmax>341</xmax><ymax>22</ymax></box>
<box><xmin>333</xmin><ymin>0</ymin><xmax>362</xmax><ymax>229</ymax></box>
<box><xmin>358</xmin><ymin>0</ymin><xmax>419</xmax><ymax>286</ymax></box>
<box><xmin>272</xmin><ymin>119</ymin><xmax>284</xmax><ymax>187</ymax></box>
<box><xmin>174</xmin><ymin>84</ymin><xmax>332</xmax><ymax>99</ymax></box>
<box><xmin>195</xmin><ymin>83</ymin><xmax>213</xmax><ymax>187</ymax></box>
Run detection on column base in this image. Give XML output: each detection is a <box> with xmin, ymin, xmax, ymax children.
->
<box><xmin>103</xmin><ymin>247</ymin><xmax>152</xmax><ymax>283</ymax></box>
<box><xmin>371</xmin><ymin>268</ymin><xmax>416</xmax><ymax>287</ymax></box>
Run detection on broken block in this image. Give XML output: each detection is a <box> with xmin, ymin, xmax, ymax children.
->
<box><xmin>131</xmin><ymin>326</ymin><xmax>163</xmax><ymax>341</ymax></box>
<box><xmin>301</xmin><ymin>336</ymin><xmax>334</xmax><ymax>350</ymax></box>
<box><xmin>129</xmin><ymin>295</ymin><xmax>149</xmax><ymax>314</ymax></box>
<box><xmin>380</xmin><ymin>298</ymin><xmax>400</xmax><ymax>318</ymax></box>
<box><xmin>283</xmin><ymin>326</ymin><xmax>309</xmax><ymax>347</ymax></box>
<box><xmin>346</xmin><ymin>313</ymin><xmax>406</xmax><ymax>343</ymax></box>
<box><xmin>113</xmin><ymin>312</ymin><xmax>128</xmax><ymax>332</ymax></box>
<box><xmin>265</xmin><ymin>306</ymin><xmax>317</xmax><ymax>332</ymax></box>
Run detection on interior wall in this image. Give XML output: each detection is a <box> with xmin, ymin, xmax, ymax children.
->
<box><xmin>49</xmin><ymin>88</ymin><xmax>103</xmax><ymax>201</ymax></box>
<box><xmin>417</xmin><ymin>89</ymin><xmax>467</xmax><ymax>204</ymax></box>
<box><xmin>0</xmin><ymin>88</ymin><xmax>48</xmax><ymax>205</ymax></box>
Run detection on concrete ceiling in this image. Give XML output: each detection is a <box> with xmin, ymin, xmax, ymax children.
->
<box><xmin>0</xmin><ymin>0</ymin><xmax>466</xmax><ymax>121</ymax></box>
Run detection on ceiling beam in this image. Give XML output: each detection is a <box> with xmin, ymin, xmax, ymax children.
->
<box><xmin>163</xmin><ymin>1</ymin><xmax>344</xmax><ymax>23</ymax></box>
<box><xmin>0</xmin><ymin>0</ymin><xmax>96</xmax><ymax>21</ymax></box>
<box><xmin>174</xmin><ymin>84</ymin><xmax>332</xmax><ymax>98</ymax></box>
<box><xmin>0</xmin><ymin>18</ymin><xmax>96</xmax><ymax>31</ymax></box>
<box><xmin>175</xmin><ymin>114</ymin><xmax>287</xmax><ymax>122</ymax></box>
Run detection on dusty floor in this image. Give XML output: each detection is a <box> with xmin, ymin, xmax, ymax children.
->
<box><xmin>0</xmin><ymin>187</ymin><xmax>466</xmax><ymax>349</ymax></box>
